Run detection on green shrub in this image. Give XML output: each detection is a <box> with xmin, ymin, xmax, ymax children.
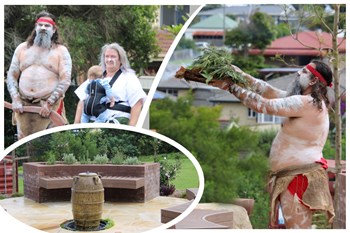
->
<box><xmin>111</xmin><ymin>151</ymin><xmax>125</xmax><ymax>165</ymax></box>
<box><xmin>123</xmin><ymin>157</ymin><xmax>142</xmax><ymax>165</ymax></box>
<box><xmin>154</xmin><ymin>154</ymin><xmax>182</xmax><ymax>187</ymax></box>
<box><xmin>45</xmin><ymin>151</ymin><xmax>56</xmax><ymax>165</ymax></box>
<box><xmin>258</xmin><ymin>129</ymin><xmax>277</xmax><ymax>156</ymax></box>
<box><xmin>78</xmin><ymin>150</ymin><xmax>92</xmax><ymax>164</ymax></box>
<box><xmin>79</xmin><ymin>158</ymin><xmax>92</xmax><ymax>164</ymax></box>
<box><xmin>93</xmin><ymin>154</ymin><xmax>109</xmax><ymax>164</ymax></box>
<box><xmin>62</xmin><ymin>153</ymin><xmax>77</xmax><ymax>164</ymax></box>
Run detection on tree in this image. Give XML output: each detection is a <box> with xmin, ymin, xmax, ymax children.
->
<box><xmin>330</xmin><ymin>5</ymin><xmax>344</xmax><ymax>229</ymax></box>
<box><xmin>4</xmin><ymin>5</ymin><xmax>160</xmax><ymax>81</ymax></box>
<box><xmin>150</xmin><ymin>94</ymin><xmax>272</xmax><ymax>227</ymax></box>
<box><xmin>225</xmin><ymin>12</ymin><xmax>277</xmax><ymax>56</ymax></box>
<box><xmin>14</xmin><ymin>128</ymin><xmax>180</xmax><ymax>162</ymax></box>
<box><xmin>4</xmin><ymin>5</ymin><xmax>161</xmax><ymax>147</ymax></box>
<box><xmin>223</xmin><ymin>11</ymin><xmax>276</xmax><ymax>78</ymax></box>
<box><xmin>283</xmin><ymin>4</ymin><xmax>345</xmax><ymax>228</ymax></box>
<box><xmin>201</xmin><ymin>4</ymin><xmax>223</xmax><ymax>12</ymax></box>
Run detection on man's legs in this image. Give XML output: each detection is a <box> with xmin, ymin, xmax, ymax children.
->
<box><xmin>280</xmin><ymin>189</ymin><xmax>313</xmax><ymax>228</ymax></box>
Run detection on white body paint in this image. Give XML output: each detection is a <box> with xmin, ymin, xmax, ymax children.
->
<box><xmin>228</xmin><ymin>65</ymin><xmax>331</xmax><ymax>228</ymax></box>
<box><xmin>8</xmin><ymin>42</ymin><xmax>71</xmax><ymax>101</ymax></box>
<box><xmin>6</xmin><ymin>19</ymin><xmax>72</xmax><ymax>138</ymax></box>
<box><xmin>232</xmin><ymin>84</ymin><xmax>328</xmax><ymax>171</ymax></box>
<box><xmin>269</xmin><ymin>103</ymin><xmax>329</xmax><ymax>171</ymax></box>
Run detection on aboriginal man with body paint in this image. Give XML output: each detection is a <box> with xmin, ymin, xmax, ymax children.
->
<box><xmin>7</xmin><ymin>11</ymin><xmax>72</xmax><ymax>139</ymax></box>
<box><xmin>221</xmin><ymin>61</ymin><xmax>334</xmax><ymax>228</ymax></box>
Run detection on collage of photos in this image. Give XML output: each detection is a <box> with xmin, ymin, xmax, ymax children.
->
<box><xmin>1</xmin><ymin>3</ymin><xmax>347</xmax><ymax>233</ymax></box>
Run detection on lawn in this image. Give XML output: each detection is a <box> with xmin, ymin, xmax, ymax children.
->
<box><xmin>139</xmin><ymin>153</ymin><xmax>200</xmax><ymax>190</ymax></box>
<box><xmin>171</xmin><ymin>158</ymin><xmax>199</xmax><ymax>190</ymax></box>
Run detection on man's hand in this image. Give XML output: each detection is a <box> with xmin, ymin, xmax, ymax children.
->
<box><xmin>12</xmin><ymin>96</ymin><xmax>24</xmax><ymax>113</ymax></box>
<box><xmin>231</xmin><ymin>64</ymin><xmax>243</xmax><ymax>74</ymax></box>
<box><xmin>39</xmin><ymin>101</ymin><xmax>53</xmax><ymax>118</ymax></box>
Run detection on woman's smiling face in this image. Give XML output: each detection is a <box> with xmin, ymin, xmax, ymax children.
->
<box><xmin>104</xmin><ymin>48</ymin><xmax>121</xmax><ymax>71</ymax></box>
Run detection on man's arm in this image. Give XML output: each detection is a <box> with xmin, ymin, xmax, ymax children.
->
<box><xmin>229</xmin><ymin>84</ymin><xmax>307</xmax><ymax>117</ymax></box>
<box><xmin>40</xmin><ymin>46</ymin><xmax>72</xmax><ymax>117</ymax></box>
<box><xmin>48</xmin><ymin>46</ymin><xmax>72</xmax><ymax>104</ymax></box>
<box><xmin>231</xmin><ymin>65</ymin><xmax>287</xmax><ymax>99</ymax></box>
<box><xmin>7</xmin><ymin>43</ymin><xmax>25</xmax><ymax>113</ymax></box>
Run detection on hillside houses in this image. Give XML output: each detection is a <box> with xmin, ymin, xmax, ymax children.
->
<box><xmin>197</xmin><ymin>4</ymin><xmax>297</xmax><ymax>25</ymax></box>
<box><xmin>155</xmin><ymin>4</ymin><xmax>345</xmax><ymax>130</ymax></box>
<box><xmin>248</xmin><ymin>30</ymin><xmax>346</xmax><ymax>68</ymax></box>
<box><xmin>185</xmin><ymin>14</ymin><xmax>238</xmax><ymax>46</ymax></box>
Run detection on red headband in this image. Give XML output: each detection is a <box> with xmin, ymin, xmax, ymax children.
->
<box><xmin>36</xmin><ymin>18</ymin><xmax>56</xmax><ymax>26</ymax></box>
<box><xmin>306</xmin><ymin>64</ymin><xmax>332</xmax><ymax>87</ymax></box>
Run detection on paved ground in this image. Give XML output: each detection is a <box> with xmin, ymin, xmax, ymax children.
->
<box><xmin>0</xmin><ymin>196</ymin><xmax>189</xmax><ymax>233</ymax></box>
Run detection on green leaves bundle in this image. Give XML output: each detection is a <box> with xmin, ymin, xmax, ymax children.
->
<box><xmin>176</xmin><ymin>47</ymin><xmax>247</xmax><ymax>88</ymax></box>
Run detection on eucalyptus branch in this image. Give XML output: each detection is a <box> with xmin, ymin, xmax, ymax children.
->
<box><xmin>337</xmin><ymin>37</ymin><xmax>346</xmax><ymax>49</ymax></box>
<box><xmin>312</xmin><ymin>5</ymin><xmax>333</xmax><ymax>34</ymax></box>
<box><xmin>271</xmin><ymin>54</ymin><xmax>300</xmax><ymax>68</ymax></box>
<box><xmin>283</xmin><ymin>6</ymin><xmax>320</xmax><ymax>56</ymax></box>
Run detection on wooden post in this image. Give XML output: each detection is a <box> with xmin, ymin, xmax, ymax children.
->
<box><xmin>331</xmin><ymin>4</ymin><xmax>343</xmax><ymax>229</ymax></box>
<box><xmin>11</xmin><ymin>150</ymin><xmax>17</xmax><ymax>195</ymax></box>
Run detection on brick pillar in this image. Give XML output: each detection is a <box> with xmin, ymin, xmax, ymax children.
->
<box><xmin>23</xmin><ymin>163</ymin><xmax>41</xmax><ymax>202</ymax></box>
<box><xmin>144</xmin><ymin>163</ymin><xmax>160</xmax><ymax>201</ymax></box>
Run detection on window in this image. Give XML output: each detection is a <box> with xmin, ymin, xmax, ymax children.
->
<box><xmin>257</xmin><ymin>113</ymin><xmax>283</xmax><ymax>124</ymax></box>
<box><xmin>165</xmin><ymin>89</ymin><xmax>178</xmax><ymax>97</ymax></box>
<box><xmin>248</xmin><ymin>108</ymin><xmax>256</xmax><ymax>118</ymax></box>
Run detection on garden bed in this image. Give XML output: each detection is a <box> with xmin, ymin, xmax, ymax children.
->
<box><xmin>23</xmin><ymin>162</ymin><xmax>160</xmax><ymax>203</ymax></box>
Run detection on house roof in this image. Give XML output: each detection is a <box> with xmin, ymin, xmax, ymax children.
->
<box><xmin>192</xmin><ymin>31</ymin><xmax>224</xmax><ymax>36</ymax></box>
<box><xmin>208</xmin><ymin>90</ymin><xmax>239</xmax><ymax>103</ymax></box>
<box><xmin>249</xmin><ymin>31</ymin><xmax>346</xmax><ymax>56</ymax></box>
<box><xmin>156</xmin><ymin>30</ymin><xmax>175</xmax><ymax>58</ymax></box>
<box><xmin>190</xmin><ymin>13</ymin><xmax>238</xmax><ymax>30</ymax></box>
<box><xmin>152</xmin><ymin>90</ymin><xmax>177</xmax><ymax>100</ymax></box>
<box><xmin>198</xmin><ymin>5</ymin><xmax>291</xmax><ymax>17</ymax></box>
<box><xmin>158</xmin><ymin>76</ymin><xmax>191</xmax><ymax>89</ymax></box>
<box><xmin>267</xmin><ymin>73</ymin><xmax>297</xmax><ymax>90</ymax></box>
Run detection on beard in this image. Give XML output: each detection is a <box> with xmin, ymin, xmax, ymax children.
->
<box><xmin>286</xmin><ymin>78</ymin><xmax>303</xmax><ymax>97</ymax></box>
<box><xmin>33</xmin><ymin>29</ymin><xmax>53</xmax><ymax>49</ymax></box>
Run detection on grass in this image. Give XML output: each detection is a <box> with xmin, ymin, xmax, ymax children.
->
<box><xmin>139</xmin><ymin>153</ymin><xmax>199</xmax><ymax>190</ymax></box>
<box><xmin>171</xmin><ymin>158</ymin><xmax>199</xmax><ymax>190</ymax></box>
<box><xmin>18</xmin><ymin>175</ymin><xmax>24</xmax><ymax>194</ymax></box>
<box><xmin>8</xmin><ymin>166</ymin><xmax>24</xmax><ymax>195</ymax></box>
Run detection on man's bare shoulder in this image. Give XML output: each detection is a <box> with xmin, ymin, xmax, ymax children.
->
<box><xmin>55</xmin><ymin>44</ymin><xmax>69</xmax><ymax>52</ymax></box>
<box><xmin>15</xmin><ymin>42</ymin><xmax>29</xmax><ymax>51</ymax></box>
<box><xmin>287</xmin><ymin>94</ymin><xmax>313</xmax><ymax>102</ymax></box>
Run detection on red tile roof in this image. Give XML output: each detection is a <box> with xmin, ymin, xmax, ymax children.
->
<box><xmin>249</xmin><ymin>31</ymin><xmax>346</xmax><ymax>56</ymax></box>
<box><xmin>193</xmin><ymin>31</ymin><xmax>224</xmax><ymax>36</ymax></box>
<box><xmin>156</xmin><ymin>30</ymin><xmax>175</xmax><ymax>57</ymax></box>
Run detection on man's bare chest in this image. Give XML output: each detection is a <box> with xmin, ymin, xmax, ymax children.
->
<box><xmin>282</xmin><ymin>115</ymin><xmax>327</xmax><ymax>140</ymax></box>
<box><xmin>19</xmin><ymin>47</ymin><xmax>59</xmax><ymax>73</ymax></box>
